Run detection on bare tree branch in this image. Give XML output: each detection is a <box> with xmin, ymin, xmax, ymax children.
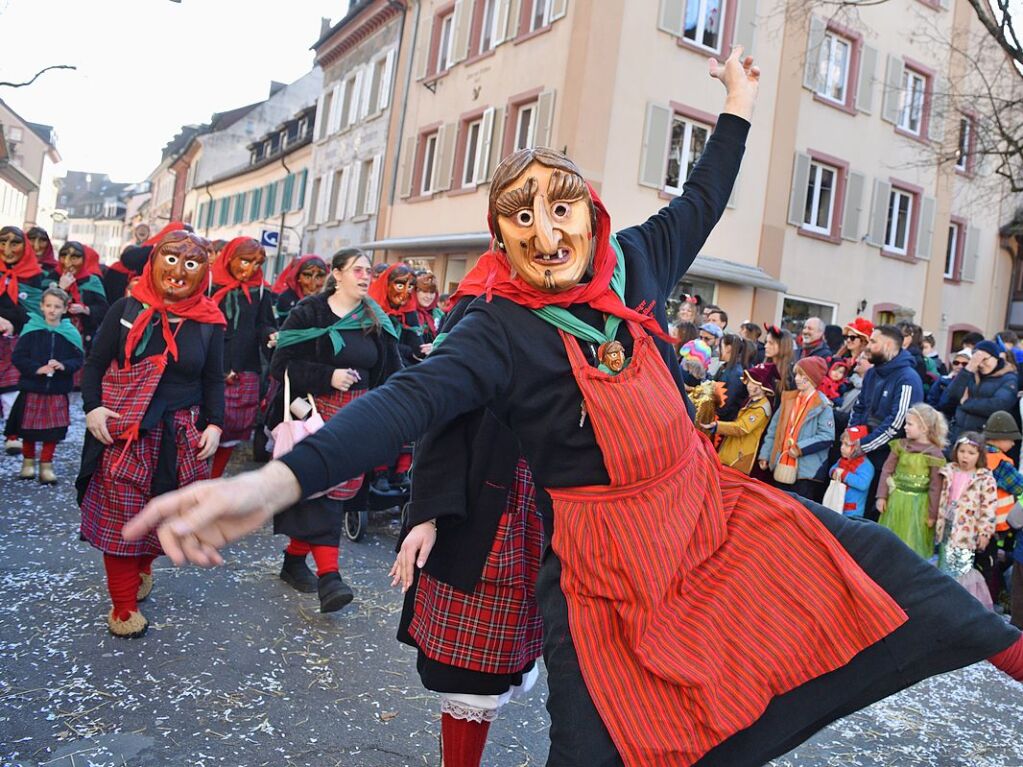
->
<box><xmin>964</xmin><ymin>0</ymin><xmax>1022</xmax><ymax>68</ymax></box>
<box><xmin>0</xmin><ymin>64</ymin><xmax>76</xmax><ymax>90</ymax></box>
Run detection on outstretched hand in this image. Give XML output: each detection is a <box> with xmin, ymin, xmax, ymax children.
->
<box><xmin>708</xmin><ymin>45</ymin><xmax>760</xmax><ymax>122</ymax></box>
<box><xmin>389</xmin><ymin>521</ymin><xmax>437</xmax><ymax>593</ymax></box>
<box><xmin>122</xmin><ymin>461</ymin><xmax>302</xmax><ymax>566</ymax></box>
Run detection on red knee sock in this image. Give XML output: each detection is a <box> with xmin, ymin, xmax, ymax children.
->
<box><xmin>40</xmin><ymin>442</ymin><xmax>55</xmax><ymax>462</ymax></box>
<box><xmin>21</xmin><ymin>441</ymin><xmax>35</xmax><ymax>459</ymax></box>
<box><xmin>285</xmin><ymin>538</ymin><xmax>311</xmax><ymax>557</ymax></box>
<box><xmin>441</xmin><ymin>712</ymin><xmax>491</xmax><ymax>767</ymax></box>
<box><xmin>210</xmin><ymin>446</ymin><xmax>233</xmax><ymax>478</ymax></box>
<box><xmin>310</xmin><ymin>545</ymin><xmax>339</xmax><ymax>576</ymax></box>
<box><xmin>989</xmin><ymin>634</ymin><xmax>1023</xmax><ymax>681</ymax></box>
<box><xmin>138</xmin><ymin>554</ymin><xmax>157</xmax><ymax>576</ymax></box>
<box><xmin>395</xmin><ymin>453</ymin><xmax>412</xmax><ymax>473</ymax></box>
<box><xmin>103</xmin><ymin>554</ymin><xmax>141</xmax><ymax>621</ymax></box>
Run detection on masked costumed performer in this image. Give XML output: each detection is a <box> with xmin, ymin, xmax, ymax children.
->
<box><xmin>368</xmin><ymin>263</ymin><xmax>429</xmax><ymax>365</ymax></box>
<box><xmin>208</xmin><ymin>236</ymin><xmax>276</xmax><ymax>478</ymax></box>
<box><xmin>270</xmin><ymin>248</ymin><xmax>400</xmax><ymax>612</ymax></box>
<box><xmin>129</xmin><ymin>50</ymin><xmax>1023</xmax><ymax>766</ymax></box>
<box><xmin>56</xmin><ymin>242</ymin><xmax>109</xmax><ymax>358</ymax></box>
<box><xmin>27</xmin><ymin>226</ymin><xmax>59</xmax><ymax>280</ymax></box>
<box><xmin>79</xmin><ymin>230</ymin><xmax>225</xmax><ymax>638</ymax></box>
<box><xmin>0</xmin><ymin>226</ymin><xmax>46</xmax><ymax>455</ymax></box>
<box><xmin>414</xmin><ymin>270</ymin><xmax>446</xmax><ymax>345</ymax></box>
<box><xmin>272</xmin><ymin>254</ymin><xmax>328</xmax><ymax>324</ymax></box>
<box><xmin>104</xmin><ymin>223</ymin><xmax>189</xmax><ymax>303</ymax></box>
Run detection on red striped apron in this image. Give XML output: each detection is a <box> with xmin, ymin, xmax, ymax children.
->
<box><xmin>549</xmin><ymin>323</ymin><xmax>907</xmax><ymax>766</ymax></box>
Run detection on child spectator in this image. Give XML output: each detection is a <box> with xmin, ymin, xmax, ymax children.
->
<box><xmin>679</xmin><ymin>339</ymin><xmax>711</xmax><ymax>385</ymax></box>
<box><xmin>5</xmin><ymin>287</ymin><xmax>84</xmax><ymax>484</ymax></box>
<box><xmin>937</xmin><ymin>432</ymin><xmax>998</xmax><ymax>609</ymax></box>
<box><xmin>921</xmin><ymin>333</ymin><xmax>947</xmax><ymax>376</ymax></box>
<box><xmin>828</xmin><ymin>425</ymin><xmax>875</xmax><ymax>518</ymax></box>
<box><xmin>715</xmin><ymin>333</ymin><xmax>755</xmax><ymax>421</ymax></box>
<box><xmin>818</xmin><ymin>359</ymin><xmax>850</xmax><ymax>403</ymax></box>
<box><xmin>703</xmin><ymin>367</ymin><xmax>774</xmax><ymax>475</ymax></box>
<box><xmin>875</xmin><ymin>403</ymin><xmax>947</xmax><ymax>559</ymax></box>
<box><xmin>980</xmin><ymin>411</ymin><xmax>1023</xmax><ymax>608</ymax></box>
<box><xmin>758</xmin><ymin>356</ymin><xmax>834</xmax><ymax>501</ymax></box>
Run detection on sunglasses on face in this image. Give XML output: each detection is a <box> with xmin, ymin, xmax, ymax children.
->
<box><xmin>699</xmin><ymin>334</ymin><xmax>715</xmax><ymax>343</ymax></box>
<box><xmin>843</xmin><ymin>335</ymin><xmax>862</xmax><ymax>342</ymax></box>
<box><xmin>952</xmin><ymin>361</ymin><xmax>966</xmax><ymax>367</ymax></box>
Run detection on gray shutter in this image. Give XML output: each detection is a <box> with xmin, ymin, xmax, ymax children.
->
<box><xmin>366</xmin><ymin>155</ymin><xmax>382</xmax><ymax>215</ymax></box>
<box><xmin>379</xmin><ymin>49</ymin><xmax>395</xmax><ymax>111</ymax></box>
<box><xmin>928</xmin><ymin>76</ymin><xmax>948</xmax><ymax>142</ymax></box>
<box><xmin>487</xmin><ymin>106</ymin><xmax>507</xmax><ymax>181</ymax></box>
<box><xmin>452</xmin><ymin>0</ymin><xmax>472</xmax><ymax>63</ymax></box>
<box><xmin>493</xmin><ymin>0</ymin><xmax>511</xmax><ymax>44</ymax></box>
<box><xmin>478</xmin><ymin>107</ymin><xmax>496</xmax><ymax>180</ymax></box>
<box><xmin>399</xmin><ymin>136</ymin><xmax>417</xmax><ymax>198</ymax></box>
<box><xmin>550</xmin><ymin>0</ymin><xmax>568</xmax><ymax>21</ymax></box>
<box><xmin>313</xmin><ymin>93</ymin><xmax>325</xmax><ymax>140</ymax></box>
<box><xmin>414</xmin><ymin>15</ymin><xmax>431</xmax><ymax>80</ymax></box>
<box><xmin>803</xmin><ymin>16</ymin><xmax>826</xmax><ymax>92</ymax></box>
<box><xmin>841</xmin><ymin>170</ymin><xmax>866</xmax><ymax>241</ymax></box>
<box><xmin>881</xmin><ymin>54</ymin><xmax>904</xmax><ymax>124</ymax></box>
<box><xmin>915</xmin><ymin>196</ymin><xmax>936</xmax><ymax>260</ymax></box>
<box><xmin>866</xmin><ymin>179</ymin><xmax>892</xmax><ymax>246</ymax></box>
<box><xmin>506</xmin><ymin>0</ymin><xmax>522</xmax><ymax>41</ymax></box>
<box><xmin>787</xmin><ymin>152</ymin><xmax>811</xmax><ymax>226</ymax></box>
<box><xmin>658</xmin><ymin>0</ymin><xmax>685</xmax><ymax>36</ymax></box>
<box><xmin>961</xmin><ymin>225</ymin><xmax>981</xmax><ymax>282</ymax></box>
<box><xmin>535</xmin><ymin>89</ymin><xmax>556</xmax><ymax>148</ymax></box>
<box><xmin>855</xmin><ymin>45</ymin><xmax>877</xmax><ymax>114</ymax></box>
<box><xmin>732</xmin><ymin>0</ymin><xmax>757</xmax><ymax>57</ymax></box>
<box><xmin>436</xmin><ymin>123</ymin><xmax>458</xmax><ymax>192</ymax></box>
<box><xmin>638</xmin><ymin>103</ymin><xmax>672</xmax><ymax>189</ymax></box>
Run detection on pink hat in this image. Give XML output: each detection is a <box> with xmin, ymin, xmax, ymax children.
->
<box><xmin>680</xmin><ymin>339</ymin><xmax>712</xmax><ymax>370</ymax></box>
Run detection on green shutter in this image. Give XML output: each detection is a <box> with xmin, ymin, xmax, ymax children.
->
<box><xmin>297</xmin><ymin>170</ymin><xmax>308</xmax><ymax>210</ymax></box>
<box><xmin>218</xmin><ymin>197</ymin><xmax>230</xmax><ymax>226</ymax></box>
<box><xmin>250</xmin><ymin>188</ymin><xmax>262</xmax><ymax>221</ymax></box>
<box><xmin>197</xmin><ymin>202</ymin><xmax>207</xmax><ymax>228</ymax></box>
<box><xmin>263</xmin><ymin>183</ymin><xmax>275</xmax><ymax>218</ymax></box>
<box><xmin>233</xmin><ymin>192</ymin><xmax>245</xmax><ymax>224</ymax></box>
<box><xmin>206</xmin><ymin>201</ymin><xmax>216</xmax><ymax>228</ymax></box>
<box><xmin>282</xmin><ymin>174</ymin><xmax>295</xmax><ymax>211</ymax></box>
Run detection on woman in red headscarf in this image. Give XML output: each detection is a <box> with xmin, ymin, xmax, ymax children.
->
<box><xmin>77</xmin><ymin>230</ymin><xmax>225</xmax><ymax>638</ymax></box>
<box><xmin>27</xmin><ymin>227</ymin><xmax>58</xmax><ymax>279</ymax></box>
<box><xmin>56</xmin><ymin>241</ymin><xmax>109</xmax><ymax>353</ymax></box>
<box><xmin>208</xmin><ymin>236</ymin><xmax>277</xmax><ymax>478</ymax></box>
<box><xmin>367</xmin><ymin>263</ymin><xmax>429</xmax><ymax>366</ymax></box>
<box><xmin>271</xmin><ymin>254</ymin><xmax>328</xmax><ymax>324</ymax></box>
<box><xmin>0</xmin><ymin>225</ymin><xmax>46</xmax><ymax>455</ymax></box>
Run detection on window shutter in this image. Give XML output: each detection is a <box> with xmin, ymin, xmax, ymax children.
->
<box><xmin>535</xmin><ymin>90</ymin><xmax>556</xmax><ymax>148</ymax></box>
<box><xmin>855</xmin><ymin>45</ymin><xmax>877</xmax><ymax>114</ymax></box>
<box><xmin>550</xmin><ymin>0</ymin><xmax>568</xmax><ymax>21</ymax></box>
<box><xmin>379</xmin><ymin>49</ymin><xmax>396</xmax><ymax>111</ymax></box>
<box><xmin>335</xmin><ymin>167</ymin><xmax>350</xmax><ymax>221</ymax></box>
<box><xmin>362</xmin><ymin>65</ymin><xmax>377</xmax><ymax>121</ymax></box>
<box><xmin>328</xmin><ymin>83</ymin><xmax>342</xmax><ymax>134</ymax></box>
<box><xmin>282</xmin><ymin>174</ymin><xmax>294</xmax><ymax>212</ymax></box>
<box><xmin>803</xmin><ymin>16</ymin><xmax>826</xmax><ymax>92</ymax></box>
<box><xmin>732</xmin><ymin>0</ymin><xmax>757</xmax><ymax>57</ymax></box>
<box><xmin>347</xmin><ymin>163</ymin><xmax>362</xmax><ymax>218</ymax></box>
<box><xmin>787</xmin><ymin>152</ymin><xmax>811</xmax><ymax>226</ymax></box>
<box><xmin>841</xmin><ymin>170</ymin><xmax>866</xmax><ymax>242</ymax></box>
<box><xmin>414</xmin><ymin>15</ymin><xmax>432</xmax><ymax>79</ymax></box>
<box><xmin>436</xmin><ymin>122</ymin><xmax>458</xmax><ymax>191</ymax></box>
<box><xmin>639</xmin><ymin>103</ymin><xmax>672</xmax><ymax>189</ymax></box>
<box><xmin>297</xmin><ymin>170</ymin><xmax>308</xmax><ymax>210</ymax></box>
<box><xmin>319</xmin><ymin>174</ymin><xmax>333</xmax><ymax>223</ymax></box>
<box><xmin>865</xmin><ymin>178</ymin><xmax>892</xmax><ymax>246</ymax></box>
<box><xmin>478</xmin><ymin>107</ymin><xmax>496</xmax><ymax>181</ymax></box>
<box><xmin>487</xmin><ymin>107</ymin><xmax>507</xmax><ymax>181</ymax></box>
<box><xmin>928</xmin><ymin>76</ymin><xmax>947</xmax><ymax>142</ymax></box>
<box><xmin>915</xmin><ymin>196</ymin><xmax>936</xmax><ymax>260</ymax></box>
<box><xmin>881</xmin><ymin>54</ymin><xmax>904</xmax><ymax>124</ymax></box>
<box><xmin>366</xmin><ymin>155</ymin><xmax>382</xmax><ymax>215</ymax></box>
<box><xmin>506</xmin><ymin>0</ymin><xmax>522</xmax><ymax>41</ymax></box>
<box><xmin>314</xmin><ymin>93</ymin><xmax>326</xmax><ymax>140</ymax></box>
<box><xmin>399</xmin><ymin>136</ymin><xmax>417</xmax><ymax>198</ymax></box>
<box><xmin>452</xmin><ymin>0</ymin><xmax>473</xmax><ymax>63</ymax></box>
<box><xmin>961</xmin><ymin>224</ymin><xmax>981</xmax><ymax>282</ymax></box>
<box><xmin>493</xmin><ymin>0</ymin><xmax>511</xmax><ymax>44</ymax></box>
<box><xmin>351</xmin><ymin>69</ymin><xmax>365</xmax><ymax>125</ymax></box>
<box><xmin>658</xmin><ymin>0</ymin><xmax>685</xmax><ymax>36</ymax></box>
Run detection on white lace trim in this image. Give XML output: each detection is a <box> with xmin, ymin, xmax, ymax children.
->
<box><xmin>440</xmin><ymin>699</ymin><xmax>498</xmax><ymax>723</ymax></box>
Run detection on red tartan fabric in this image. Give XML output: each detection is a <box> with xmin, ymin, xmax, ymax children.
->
<box><xmin>80</xmin><ymin>407</ymin><xmax>209</xmax><ymax>557</ymax></box>
<box><xmin>20</xmin><ymin>393</ymin><xmax>70</xmax><ymax>431</ymax></box>
<box><xmin>101</xmin><ymin>355</ymin><xmax>167</xmax><ymax>442</ymax></box>
<box><xmin>221</xmin><ymin>371</ymin><xmax>260</xmax><ymax>443</ymax></box>
<box><xmin>0</xmin><ymin>335</ymin><xmax>19</xmax><ymax>389</ymax></box>
<box><xmin>409</xmin><ymin>459</ymin><xmax>544</xmax><ymax>674</ymax></box>
<box><xmin>314</xmin><ymin>389</ymin><xmax>367</xmax><ymax>501</ymax></box>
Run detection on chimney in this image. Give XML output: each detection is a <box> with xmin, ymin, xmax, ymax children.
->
<box><xmin>269</xmin><ymin>81</ymin><xmax>286</xmax><ymax>97</ymax></box>
<box><xmin>320</xmin><ymin>16</ymin><xmax>332</xmax><ymax>39</ymax></box>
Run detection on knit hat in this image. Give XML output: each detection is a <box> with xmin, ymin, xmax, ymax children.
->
<box><xmin>843</xmin><ymin>317</ymin><xmax>874</xmax><ymax>340</ymax></box>
<box><xmin>984</xmin><ymin>411</ymin><xmax>1023</xmax><ymax>441</ymax></box>
<box><xmin>680</xmin><ymin>339</ymin><xmax>712</xmax><ymax>370</ymax></box>
<box><xmin>974</xmin><ymin>340</ymin><xmax>1000</xmax><ymax>358</ymax></box>
<box><xmin>845</xmin><ymin>425</ymin><xmax>869</xmax><ymax>443</ymax></box>
<box><xmin>794</xmin><ymin>356</ymin><xmax>827</xmax><ymax>387</ymax></box>
<box><xmin>952</xmin><ymin>348</ymin><xmax>972</xmax><ymax>361</ymax></box>
<box><xmin>742</xmin><ymin>366</ymin><xmax>776</xmax><ymax>396</ymax></box>
<box><xmin>699</xmin><ymin>322</ymin><xmax>723</xmax><ymax>339</ymax></box>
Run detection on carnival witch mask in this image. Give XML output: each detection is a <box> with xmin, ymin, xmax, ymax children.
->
<box><xmin>387</xmin><ymin>266</ymin><xmax>414</xmax><ymax>309</ymax></box>
<box><xmin>599</xmin><ymin>340</ymin><xmax>627</xmax><ymax>374</ymax></box>
<box><xmin>151</xmin><ymin>232</ymin><xmax>210</xmax><ymax>303</ymax></box>
<box><xmin>297</xmin><ymin>261</ymin><xmax>327</xmax><ymax>296</ymax></box>
<box><xmin>59</xmin><ymin>242</ymin><xmax>86</xmax><ymax>275</ymax></box>
<box><xmin>416</xmin><ymin>271</ymin><xmax>437</xmax><ymax>297</ymax></box>
<box><xmin>227</xmin><ymin>239</ymin><xmax>266</xmax><ymax>283</ymax></box>
<box><xmin>28</xmin><ymin>229</ymin><xmax>50</xmax><ymax>258</ymax></box>
<box><xmin>0</xmin><ymin>226</ymin><xmax>26</xmax><ymax>266</ymax></box>
<box><xmin>490</xmin><ymin>149</ymin><xmax>596</xmax><ymax>293</ymax></box>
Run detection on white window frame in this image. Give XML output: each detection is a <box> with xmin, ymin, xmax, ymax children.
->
<box><xmin>462</xmin><ymin>118</ymin><xmax>485</xmax><ymax>187</ymax></box>
<box><xmin>682</xmin><ymin>0</ymin><xmax>725</xmax><ymax>54</ymax></box>
<box><xmin>898</xmin><ymin>69</ymin><xmax>926</xmax><ymax>135</ymax></box>
<box><xmin>421</xmin><ymin>132</ymin><xmax>439</xmax><ymax>195</ymax></box>
<box><xmin>356</xmin><ymin>159</ymin><xmax>374</xmax><ymax>216</ymax></box>
<box><xmin>438</xmin><ymin>13</ymin><xmax>455</xmax><ymax>73</ymax></box>
<box><xmin>663</xmin><ymin>114</ymin><xmax>711</xmax><ymax>196</ymax></box>
<box><xmin>780</xmin><ymin>295</ymin><xmax>838</xmax><ymax>328</ymax></box>
<box><xmin>530</xmin><ymin>0</ymin><xmax>552</xmax><ymax>32</ymax></box>
<box><xmin>884</xmin><ymin>188</ymin><xmax>913</xmax><ymax>254</ymax></box>
<box><xmin>514</xmin><ymin>103</ymin><xmax>537</xmax><ymax>151</ymax></box>
<box><xmin>944</xmin><ymin>222</ymin><xmax>960</xmax><ymax>279</ymax></box>
<box><xmin>816</xmin><ymin>32</ymin><xmax>851</xmax><ymax>104</ymax></box>
<box><xmin>956</xmin><ymin>116</ymin><xmax>971</xmax><ymax>171</ymax></box>
<box><xmin>802</xmin><ymin>161</ymin><xmax>838</xmax><ymax>234</ymax></box>
<box><xmin>479</xmin><ymin>0</ymin><xmax>499</xmax><ymax>53</ymax></box>
<box><xmin>341</xmin><ymin>74</ymin><xmax>357</xmax><ymax>128</ymax></box>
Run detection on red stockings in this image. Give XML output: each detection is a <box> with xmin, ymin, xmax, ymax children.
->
<box><xmin>441</xmin><ymin>712</ymin><xmax>491</xmax><ymax>767</ymax></box>
<box><xmin>989</xmin><ymin>634</ymin><xmax>1023</xmax><ymax>682</ymax></box>
<box><xmin>210</xmin><ymin>446</ymin><xmax>233</xmax><ymax>478</ymax></box>
<box><xmin>22</xmin><ymin>441</ymin><xmax>56</xmax><ymax>461</ymax></box>
<box><xmin>103</xmin><ymin>554</ymin><xmax>141</xmax><ymax>621</ymax></box>
<box><xmin>286</xmin><ymin>538</ymin><xmax>338</xmax><ymax>575</ymax></box>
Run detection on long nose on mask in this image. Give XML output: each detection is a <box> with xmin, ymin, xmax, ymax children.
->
<box><xmin>533</xmin><ymin>194</ymin><xmax>559</xmax><ymax>255</ymax></box>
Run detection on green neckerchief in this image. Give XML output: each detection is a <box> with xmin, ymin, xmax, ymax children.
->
<box><xmin>78</xmin><ymin>274</ymin><xmax>106</xmax><ymax>299</ymax></box>
<box><xmin>431</xmin><ymin>307</ymin><xmax>445</xmax><ymax>324</ymax></box>
<box><xmin>21</xmin><ymin>314</ymin><xmax>84</xmax><ymax>352</ymax></box>
<box><xmin>222</xmin><ymin>289</ymin><xmax>244</xmax><ymax>330</ymax></box>
<box><xmin>21</xmin><ymin>282</ymin><xmax>44</xmax><ymax>317</ymax></box>
<box><xmin>276</xmin><ymin>298</ymin><xmax>398</xmax><ymax>354</ymax></box>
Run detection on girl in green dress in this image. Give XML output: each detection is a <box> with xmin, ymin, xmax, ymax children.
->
<box><xmin>875</xmin><ymin>403</ymin><xmax>947</xmax><ymax>559</ymax></box>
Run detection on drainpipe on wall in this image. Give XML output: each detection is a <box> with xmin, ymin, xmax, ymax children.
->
<box><xmin>387</xmin><ymin>0</ymin><xmax>418</xmax><ymax>210</ymax></box>
<box><xmin>277</xmin><ymin>153</ymin><xmax>293</xmax><ymax>280</ymax></box>
<box><xmin>203</xmin><ymin>183</ymin><xmax>213</xmax><ymax>238</ymax></box>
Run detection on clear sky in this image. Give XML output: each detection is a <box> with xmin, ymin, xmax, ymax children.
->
<box><xmin>0</xmin><ymin>0</ymin><xmax>345</xmax><ymax>182</ymax></box>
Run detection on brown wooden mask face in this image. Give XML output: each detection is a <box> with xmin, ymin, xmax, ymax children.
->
<box><xmin>0</xmin><ymin>228</ymin><xmax>25</xmax><ymax>266</ymax></box>
<box><xmin>228</xmin><ymin>241</ymin><xmax>265</xmax><ymax>283</ymax></box>
<box><xmin>599</xmin><ymin>340</ymin><xmax>627</xmax><ymax>373</ymax></box>
<box><xmin>59</xmin><ymin>243</ymin><xmax>85</xmax><ymax>275</ymax></box>
<box><xmin>387</xmin><ymin>273</ymin><xmax>413</xmax><ymax>308</ymax></box>
<box><xmin>297</xmin><ymin>264</ymin><xmax>327</xmax><ymax>296</ymax></box>
<box><xmin>415</xmin><ymin>272</ymin><xmax>437</xmax><ymax>294</ymax></box>
<box><xmin>151</xmin><ymin>233</ymin><xmax>210</xmax><ymax>302</ymax></box>
<box><xmin>30</xmin><ymin>232</ymin><xmax>50</xmax><ymax>256</ymax></box>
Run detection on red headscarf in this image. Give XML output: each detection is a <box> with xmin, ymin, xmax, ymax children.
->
<box><xmin>210</xmin><ymin>237</ymin><xmax>268</xmax><ymax>306</ymax></box>
<box><xmin>272</xmin><ymin>254</ymin><xmax>327</xmax><ymax>296</ymax></box>
<box><xmin>56</xmin><ymin>244</ymin><xmax>103</xmax><ymax>304</ymax></box>
<box><xmin>449</xmin><ymin>186</ymin><xmax>672</xmax><ymax>343</ymax></box>
<box><xmin>0</xmin><ymin>237</ymin><xmax>42</xmax><ymax>304</ymax></box>
<box><xmin>32</xmin><ymin>236</ymin><xmax>57</xmax><ymax>270</ymax></box>
<box><xmin>368</xmin><ymin>264</ymin><xmax>419</xmax><ymax>318</ymax></box>
<box><xmin>142</xmin><ymin>221</ymin><xmax>187</xmax><ymax>248</ymax></box>
<box><xmin>124</xmin><ymin>232</ymin><xmax>226</xmax><ymax>363</ymax></box>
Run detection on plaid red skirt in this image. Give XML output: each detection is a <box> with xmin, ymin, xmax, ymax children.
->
<box><xmin>0</xmin><ymin>335</ymin><xmax>19</xmax><ymax>390</ymax></box>
<box><xmin>222</xmin><ymin>371</ymin><xmax>260</xmax><ymax>443</ymax></box>
<box><xmin>409</xmin><ymin>459</ymin><xmax>544</xmax><ymax>674</ymax></box>
<box><xmin>20</xmin><ymin>392</ymin><xmax>70</xmax><ymax>431</ymax></box>
<box><xmin>80</xmin><ymin>407</ymin><xmax>209</xmax><ymax>557</ymax></box>
<box><xmin>314</xmin><ymin>388</ymin><xmax>366</xmax><ymax>501</ymax></box>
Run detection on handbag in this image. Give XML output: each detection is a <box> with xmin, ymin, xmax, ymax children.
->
<box><xmin>270</xmin><ymin>370</ymin><xmax>324</xmax><ymax>460</ymax></box>
<box><xmin>822</xmin><ymin>478</ymin><xmax>847</xmax><ymax>514</ymax></box>
<box><xmin>772</xmin><ymin>460</ymin><xmax>798</xmax><ymax>485</ymax></box>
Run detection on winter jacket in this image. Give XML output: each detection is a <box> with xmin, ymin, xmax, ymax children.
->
<box><xmin>760</xmin><ymin>390</ymin><xmax>835</xmax><ymax>480</ymax></box>
<box><xmin>941</xmin><ymin>363</ymin><xmax>1019</xmax><ymax>442</ymax></box>
<box><xmin>927</xmin><ymin>374</ymin><xmax>958</xmax><ymax>420</ymax></box>
<box><xmin>714</xmin><ymin>362</ymin><xmax>746</xmax><ymax>422</ymax></box>
<box><xmin>850</xmin><ymin>350</ymin><xmax>924</xmax><ymax>454</ymax></box>
<box><xmin>715</xmin><ymin>396</ymin><xmax>772</xmax><ymax>475</ymax></box>
<box><xmin>798</xmin><ymin>338</ymin><xmax>832</xmax><ymax>360</ymax></box>
<box><xmin>829</xmin><ymin>456</ymin><xmax>874</xmax><ymax>517</ymax></box>
<box><xmin>937</xmin><ymin>465</ymin><xmax>997</xmax><ymax>551</ymax></box>
<box><xmin>12</xmin><ymin>325</ymin><xmax>84</xmax><ymax>395</ymax></box>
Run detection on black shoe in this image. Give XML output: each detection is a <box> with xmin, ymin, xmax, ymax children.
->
<box><xmin>279</xmin><ymin>552</ymin><xmax>317</xmax><ymax>593</ymax></box>
<box><xmin>371</xmin><ymin>475</ymin><xmax>392</xmax><ymax>494</ymax></box>
<box><xmin>318</xmin><ymin>572</ymin><xmax>354</xmax><ymax>613</ymax></box>
<box><xmin>388</xmin><ymin>470</ymin><xmax>411</xmax><ymax>490</ymax></box>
